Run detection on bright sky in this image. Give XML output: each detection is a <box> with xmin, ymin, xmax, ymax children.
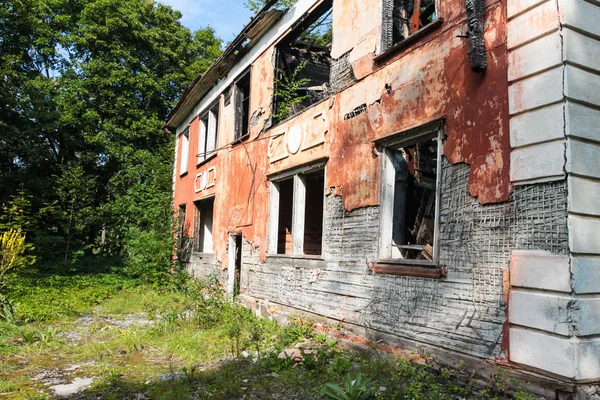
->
<box><xmin>159</xmin><ymin>0</ymin><xmax>256</xmax><ymax>43</ymax></box>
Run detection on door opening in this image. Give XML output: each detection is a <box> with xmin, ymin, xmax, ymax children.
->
<box><xmin>234</xmin><ymin>235</ymin><xmax>242</xmax><ymax>297</ymax></box>
<box><xmin>227</xmin><ymin>234</ymin><xmax>243</xmax><ymax>300</ymax></box>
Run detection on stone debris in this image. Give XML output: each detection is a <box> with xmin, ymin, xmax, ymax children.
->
<box><xmin>277</xmin><ymin>348</ymin><xmax>317</xmax><ymax>362</ymax></box>
<box><xmin>50</xmin><ymin>377</ymin><xmax>94</xmax><ymax>397</ymax></box>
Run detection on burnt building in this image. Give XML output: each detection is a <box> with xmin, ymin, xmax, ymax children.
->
<box><xmin>164</xmin><ymin>0</ymin><xmax>600</xmax><ymax>397</ymax></box>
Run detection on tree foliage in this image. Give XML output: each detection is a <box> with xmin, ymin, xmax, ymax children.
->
<box><xmin>0</xmin><ymin>0</ymin><xmax>222</xmax><ymax>279</ymax></box>
<box><xmin>244</xmin><ymin>0</ymin><xmax>297</xmax><ymax>13</ymax></box>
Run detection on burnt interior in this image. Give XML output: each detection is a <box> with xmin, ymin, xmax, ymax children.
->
<box><xmin>391</xmin><ymin>138</ymin><xmax>437</xmax><ymax>260</ymax></box>
<box><xmin>273</xmin><ymin>0</ymin><xmax>332</xmax><ymax>122</ymax></box>
<box><xmin>392</xmin><ymin>0</ymin><xmax>436</xmax><ymax>43</ymax></box>
<box><xmin>234</xmin><ymin>71</ymin><xmax>251</xmax><ymax>140</ymax></box>
<box><xmin>303</xmin><ymin>170</ymin><xmax>324</xmax><ymax>255</ymax></box>
<box><xmin>277</xmin><ymin>178</ymin><xmax>294</xmax><ymax>255</ymax></box>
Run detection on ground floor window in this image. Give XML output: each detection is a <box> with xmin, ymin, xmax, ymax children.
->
<box><xmin>378</xmin><ymin>120</ymin><xmax>443</xmax><ymax>263</ymax></box>
<box><xmin>268</xmin><ymin>163</ymin><xmax>326</xmax><ymax>257</ymax></box>
<box><xmin>193</xmin><ymin>197</ymin><xmax>214</xmax><ymax>254</ymax></box>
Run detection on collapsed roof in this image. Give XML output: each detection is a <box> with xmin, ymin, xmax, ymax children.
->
<box><xmin>164</xmin><ymin>0</ymin><xmax>284</xmax><ymax>131</ymax></box>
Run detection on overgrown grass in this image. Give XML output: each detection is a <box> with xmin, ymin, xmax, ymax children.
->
<box><xmin>0</xmin><ymin>261</ymin><xmax>535</xmax><ymax>399</ymax></box>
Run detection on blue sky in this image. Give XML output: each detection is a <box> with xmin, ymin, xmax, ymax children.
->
<box><xmin>159</xmin><ymin>0</ymin><xmax>255</xmax><ymax>42</ymax></box>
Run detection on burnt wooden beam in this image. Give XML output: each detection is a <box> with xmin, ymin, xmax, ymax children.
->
<box><xmin>466</xmin><ymin>0</ymin><xmax>487</xmax><ymax>72</ymax></box>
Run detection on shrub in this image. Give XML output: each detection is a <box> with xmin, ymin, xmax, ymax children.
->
<box><xmin>123</xmin><ymin>226</ymin><xmax>174</xmax><ymax>285</ymax></box>
<box><xmin>0</xmin><ymin>229</ymin><xmax>26</xmax><ymax>281</ymax></box>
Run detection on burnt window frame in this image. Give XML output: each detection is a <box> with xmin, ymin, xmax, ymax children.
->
<box><xmin>193</xmin><ymin>196</ymin><xmax>215</xmax><ymax>254</ymax></box>
<box><xmin>267</xmin><ymin>160</ymin><xmax>327</xmax><ymax>258</ymax></box>
<box><xmin>379</xmin><ymin>0</ymin><xmax>441</xmax><ymax>54</ymax></box>
<box><xmin>271</xmin><ymin>0</ymin><xmax>333</xmax><ymax>125</ymax></box>
<box><xmin>376</xmin><ymin>119</ymin><xmax>443</xmax><ymax>267</ymax></box>
<box><xmin>197</xmin><ymin>100</ymin><xmax>220</xmax><ymax>165</ymax></box>
<box><xmin>233</xmin><ymin>69</ymin><xmax>251</xmax><ymax>142</ymax></box>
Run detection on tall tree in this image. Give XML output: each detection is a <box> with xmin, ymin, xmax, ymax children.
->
<box><xmin>0</xmin><ymin>0</ymin><xmax>222</xmax><ymax>269</ymax></box>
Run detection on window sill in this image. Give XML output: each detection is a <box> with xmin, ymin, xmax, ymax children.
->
<box><xmin>266</xmin><ymin>96</ymin><xmax>332</xmax><ymax>133</ymax></box>
<box><xmin>374</xmin><ymin>18</ymin><xmax>444</xmax><ymax>63</ymax></box>
<box><xmin>368</xmin><ymin>260</ymin><xmax>447</xmax><ymax>279</ymax></box>
<box><xmin>180</xmin><ymin>171</ymin><xmax>188</xmax><ymax>178</ymax></box>
<box><xmin>267</xmin><ymin>254</ymin><xmax>324</xmax><ymax>261</ymax></box>
<box><xmin>193</xmin><ymin>251</ymin><xmax>215</xmax><ymax>258</ymax></box>
<box><xmin>196</xmin><ymin>153</ymin><xmax>217</xmax><ymax>168</ymax></box>
<box><xmin>231</xmin><ymin>133</ymin><xmax>250</xmax><ymax>147</ymax></box>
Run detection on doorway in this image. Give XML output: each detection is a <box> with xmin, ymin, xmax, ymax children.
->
<box><xmin>227</xmin><ymin>234</ymin><xmax>242</xmax><ymax>299</ymax></box>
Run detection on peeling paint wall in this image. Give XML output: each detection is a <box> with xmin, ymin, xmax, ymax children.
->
<box><xmin>173</xmin><ymin>0</ymin><xmax>524</xmax><ymax>375</ymax></box>
<box><xmin>199</xmin><ymin>160</ymin><xmax>567</xmax><ymax>361</ymax></box>
<box><xmin>174</xmin><ymin>0</ymin><xmax>511</xmax><ymax>264</ymax></box>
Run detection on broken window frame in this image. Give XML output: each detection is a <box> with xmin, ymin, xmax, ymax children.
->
<box><xmin>197</xmin><ymin>101</ymin><xmax>220</xmax><ymax>165</ymax></box>
<box><xmin>179</xmin><ymin>128</ymin><xmax>190</xmax><ymax>176</ymax></box>
<box><xmin>178</xmin><ymin>204</ymin><xmax>187</xmax><ymax>241</ymax></box>
<box><xmin>267</xmin><ymin>160</ymin><xmax>327</xmax><ymax>258</ymax></box>
<box><xmin>377</xmin><ymin>120</ymin><xmax>443</xmax><ymax>265</ymax></box>
<box><xmin>271</xmin><ymin>0</ymin><xmax>333</xmax><ymax>124</ymax></box>
<box><xmin>233</xmin><ymin>69</ymin><xmax>251</xmax><ymax>142</ymax></box>
<box><xmin>193</xmin><ymin>196</ymin><xmax>215</xmax><ymax>254</ymax></box>
<box><xmin>379</xmin><ymin>0</ymin><xmax>440</xmax><ymax>54</ymax></box>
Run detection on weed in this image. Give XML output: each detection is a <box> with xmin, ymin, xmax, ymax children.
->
<box><xmin>120</xmin><ymin>329</ymin><xmax>144</xmax><ymax>352</ymax></box>
<box><xmin>181</xmin><ymin>364</ymin><xmax>198</xmax><ymax>383</ymax></box>
<box><xmin>321</xmin><ymin>373</ymin><xmax>376</xmax><ymax>400</ymax></box>
<box><xmin>330</xmin><ymin>356</ymin><xmax>351</xmax><ymax>374</ymax></box>
<box><xmin>37</xmin><ymin>326</ymin><xmax>56</xmax><ymax>346</ymax></box>
<box><xmin>0</xmin><ymin>379</ymin><xmax>16</xmax><ymax>393</ymax></box>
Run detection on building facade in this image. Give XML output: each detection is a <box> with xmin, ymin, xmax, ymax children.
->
<box><xmin>165</xmin><ymin>0</ymin><xmax>600</xmax><ymax>397</ymax></box>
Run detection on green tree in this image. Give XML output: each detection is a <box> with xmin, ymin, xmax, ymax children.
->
<box><xmin>244</xmin><ymin>0</ymin><xmax>297</xmax><ymax>13</ymax></box>
<box><xmin>0</xmin><ymin>0</ymin><xmax>222</xmax><ymax>277</ymax></box>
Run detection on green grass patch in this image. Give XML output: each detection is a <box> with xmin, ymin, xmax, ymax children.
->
<box><xmin>0</xmin><ymin>263</ymin><xmax>535</xmax><ymax>400</ymax></box>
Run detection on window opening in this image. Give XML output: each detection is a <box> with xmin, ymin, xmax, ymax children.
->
<box><xmin>234</xmin><ymin>234</ymin><xmax>242</xmax><ymax>297</ymax></box>
<box><xmin>178</xmin><ymin>204</ymin><xmax>187</xmax><ymax>241</ymax></box>
<box><xmin>303</xmin><ymin>170</ymin><xmax>324</xmax><ymax>255</ymax></box>
<box><xmin>180</xmin><ymin>128</ymin><xmax>190</xmax><ymax>175</ymax></box>
<box><xmin>268</xmin><ymin>163</ymin><xmax>326</xmax><ymax>257</ymax></box>
<box><xmin>277</xmin><ymin>178</ymin><xmax>294</xmax><ymax>254</ymax></box>
<box><xmin>273</xmin><ymin>0</ymin><xmax>332</xmax><ymax>123</ymax></box>
<box><xmin>198</xmin><ymin>103</ymin><xmax>219</xmax><ymax>163</ymax></box>
<box><xmin>390</xmin><ymin>141</ymin><xmax>437</xmax><ymax>259</ymax></box>
<box><xmin>194</xmin><ymin>197</ymin><xmax>214</xmax><ymax>253</ymax></box>
<box><xmin>382</xmin><ymin>0</ymin><xmax>437</xmax><ymax>51</ymax></box>
<box><xmin>379</xmin><ymin>123</ymin><xmax>442</xmax><ymax>263</ymax></box>
<box><xmin>234</xmin><ymin>71</ymin><xmax>251</xmax><ymax>140</ymax></box>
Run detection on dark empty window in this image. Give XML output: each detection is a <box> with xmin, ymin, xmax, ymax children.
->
<box><xmin>268</xmin><ymin>164</ymin><xmax>326</xmax><ymax>257</ymax></box>
<box><xmin>382</xmin><ymin>0</ymin><xmax>438</xmax><ymax>50</ymax></box>
<box><xmin>234</xmin><ymin>71</ymin><xmax>251</xmax><ymax>140</ymax></box>
<box><xmin>378</xmin><ymin>122</ymin><xmax>443</xmax><ymax>263</ymax></box>
<box><xmin>303</xmin><ymin>170</ymin><xmax>324</xmax><ymax>255</ymax></box>
<box><xmin>277</xmin><ymin>179</ymin><xmax>294</xmax><ymax>255</ymax></box>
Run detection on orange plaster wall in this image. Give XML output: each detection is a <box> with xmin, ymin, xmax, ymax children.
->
<box><xmin>173</xmin><ymin>0</ymin><xmax>510</xmax><ymax>264</ymax></box>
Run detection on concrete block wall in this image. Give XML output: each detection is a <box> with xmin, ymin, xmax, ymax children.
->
<box><xmin>507</xmin><ymin>0</ymin><xmax>600</xmax><ymax>383</ymax></box>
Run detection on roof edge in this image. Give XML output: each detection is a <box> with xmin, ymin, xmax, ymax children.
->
<box><xmin>164</xmin><ymin>0</ymin><xmax>283</xmax><ymax>131</ymax></box>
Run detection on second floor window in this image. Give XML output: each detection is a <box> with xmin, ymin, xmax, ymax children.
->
<box><xmin>272</xmin><ymin>0</ymin><xmax>332</xmax><ymax>123</ymax></box>
<box><xmin>382</xmin><ymin>0</ymin><xmax>438</xmax><ymax>51</ymax></box>
<box><xmin>179</xmin><ymin>128</ymin><xmax>190</xmax><ymax>175</ymax></box>
<box><xmin>198</xmin><ymin>103</ymin><xmax>219</xmax><ymax>163</ymax></box>
<box><xmin>234</xmin><ymin>71</ymin><xmax>251</xmax><ymax>141</ymax></box>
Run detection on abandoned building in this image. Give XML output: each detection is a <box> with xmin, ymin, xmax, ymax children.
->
<box><xmin>164</xmin><ymin>0</ymin><xmax>600</xmax><ymax>397</ymax></box>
